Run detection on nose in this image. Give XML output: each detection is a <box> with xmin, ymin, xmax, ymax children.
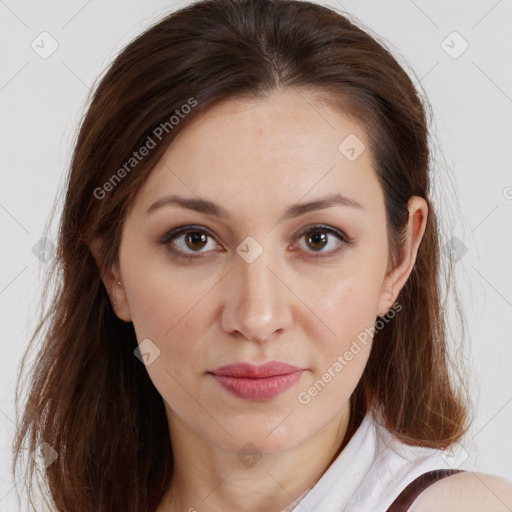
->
<box><xmin>221</xmin><ymin>248</ymin><xmax>293</xmax><ymax>343</ymax></box>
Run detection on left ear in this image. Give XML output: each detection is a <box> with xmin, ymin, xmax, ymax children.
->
<box><xmin>377</xmin><ymin>196</ymin><xmax>429</xmax><ymax>317</ymax></box>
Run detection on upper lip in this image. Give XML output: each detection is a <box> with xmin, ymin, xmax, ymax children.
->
<box><xmin>209</xmin><ymin>361</ymin><xmax>304</xmax><ymax>378</ymax></box>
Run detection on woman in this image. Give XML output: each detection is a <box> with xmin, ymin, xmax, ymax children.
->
<box><xmin>13</xmin><ymin>0</ymin><xmax>512</xmax><ymax>511</ymax></box>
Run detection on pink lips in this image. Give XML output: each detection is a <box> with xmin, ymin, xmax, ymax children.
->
<box><xmin>208</xmin><ymin>361</ymin><xmax>305</xmax><ymax>400</ymax></box>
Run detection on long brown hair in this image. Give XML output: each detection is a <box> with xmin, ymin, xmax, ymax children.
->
<box><xmin>13</xmin><ymin>0</ymin><xmax>472</xmax><ymax>510</ymax></box>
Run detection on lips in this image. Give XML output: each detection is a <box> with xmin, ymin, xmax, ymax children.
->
<box><xmin>208</xmin><ymin>361</ymin><xmax>305</xmax><ymax>400</ymax></box>
<box><xmin>209</xmin><ymin>361</ymin><xmax>303</xmax><ymax>378</ymax></box>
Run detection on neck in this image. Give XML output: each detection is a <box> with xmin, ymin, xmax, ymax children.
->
<box><xmin>157</xmin><ymin>401</ymin><xmax>352</xmax><ymax>512</ymax></box>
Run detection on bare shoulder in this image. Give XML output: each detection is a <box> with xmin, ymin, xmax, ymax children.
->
<box><xmin>410</xmin><ymin>471</ymin><xmax>512</xmax><ymax>512</ymax></box>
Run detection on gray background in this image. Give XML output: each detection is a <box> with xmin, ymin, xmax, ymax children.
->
<box><xmin>1</xmin><ymin>0</ymin><xmax>511</xmax><ymax>508</ymax></box>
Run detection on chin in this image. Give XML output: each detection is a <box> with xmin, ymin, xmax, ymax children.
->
<box><xmin>201</xmin><ymin>412</ymin><xmax>315</xmax><ymax>457</ymax></box>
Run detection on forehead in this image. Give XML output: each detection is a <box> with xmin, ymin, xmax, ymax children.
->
<box><xmin>131</xmin><ymin>88</ymin><xmax>383</xmax><ymax>220</ymax></box>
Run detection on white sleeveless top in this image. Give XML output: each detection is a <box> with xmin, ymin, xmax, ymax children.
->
<box><xmin>292</xmin><ymin>410</ymin><xmax>461</xmax><ymax>512</ymax></box>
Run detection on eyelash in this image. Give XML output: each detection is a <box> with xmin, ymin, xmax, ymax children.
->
<box><xmin>158</xmin><ymin>224</ymin><xmax>353</xmax><ymax>260</ymax></box>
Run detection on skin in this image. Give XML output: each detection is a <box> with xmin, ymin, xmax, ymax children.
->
<box><xmin>94</xmin><ymin>87</ymin><xmax>432</xmax><ymax>511</ymax></box>
<box><xmin>411</xmin><ymin>471</ymin><xmax>512</xmax><ymax>511</ymax></box>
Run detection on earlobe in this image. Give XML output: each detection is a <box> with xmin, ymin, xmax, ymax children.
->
<box><xmin>377</xmin><ymin>196</ymin><xmax>428</xmax><ymax>317</ymax></box>
<box><xmin>377</xmin><ymin>281</ymin><xmax>395</xmax><ymax>318</ymax></box>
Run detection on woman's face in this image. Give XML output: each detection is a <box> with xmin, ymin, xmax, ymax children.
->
<box><xmin>109</xmin><ymin>88</ymin><xmax>419</xmax><ymax>456</ymax></box>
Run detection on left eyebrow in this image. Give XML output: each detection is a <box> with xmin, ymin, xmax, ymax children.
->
<box><xmin>145</xmin><ymin>192</ymin><xmax>365</xmax><ymax>219</ymax></box>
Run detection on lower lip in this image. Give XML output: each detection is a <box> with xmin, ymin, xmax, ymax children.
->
<box><xmin>210</xmin><ymin>371</ymin><xmax>304</xmax><ymax>400</ymax></box>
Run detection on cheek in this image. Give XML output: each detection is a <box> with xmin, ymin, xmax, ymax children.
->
<box><xmin>301</xmin><ymin>260</ymin><xmax>384</xmax><ymax>338</ymax></box>
<box><xmin>122</xmin><ymin>241</ymin><xmax>206</xmax><ymax>336</ymax></box>
<box><xmin>122</xmin><ymin>251</ymin><xmax>218</xmax><ymax>382</ymax></box>
<box><xmin>294</xmin><ymin>258</ymin><xmax>383</xmax><ymax>391</ymax></box>
<box><xmin>293</xmin><ymin>278</ymin><xmax>377</xmax><ymax>410</ymax></box>
<box><xmin>122</xmin><ymin>258</ymin><xmax>211</xmax><ymax>412</ymax></box>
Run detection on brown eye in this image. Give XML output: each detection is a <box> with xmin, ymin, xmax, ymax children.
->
<box><xmin>159</xmin><ymin>226</ymin><xmax>220</xmax><ymax>259</ymax></box>
<box><xmin>305</xmin><ymin>231</ymin><xmax>329</xmax><ymax>251</ymax></box>
<box><xmin>295</xmin><ymin>225</ymin><xmax>350</xmax><ymax>257</ymax></box>
<box><xmin>159</xmin><ymin>223</ymin><xmax>352</xmax><ymax>261</ymax></box>
<box><xmin>183</xmin><ymin>231</ymin><xmax>208</xmax><ymax>251</ymax></box>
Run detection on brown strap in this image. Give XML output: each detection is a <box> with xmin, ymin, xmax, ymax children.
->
<box><xmin>385</xmin><ymin>469</ymin><xmax>465</xmax><ymax>512</ymax></box>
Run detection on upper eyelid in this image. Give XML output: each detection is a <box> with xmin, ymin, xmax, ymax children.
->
<box><xmin>161</xmin><ymin>224</ymin><xmax>349</xmax><ymax>251</ymax></box>
<box><xmin>162</xmin><ymin>223</ymin><xmax>346</xmax><ymax>238</ymax></box>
